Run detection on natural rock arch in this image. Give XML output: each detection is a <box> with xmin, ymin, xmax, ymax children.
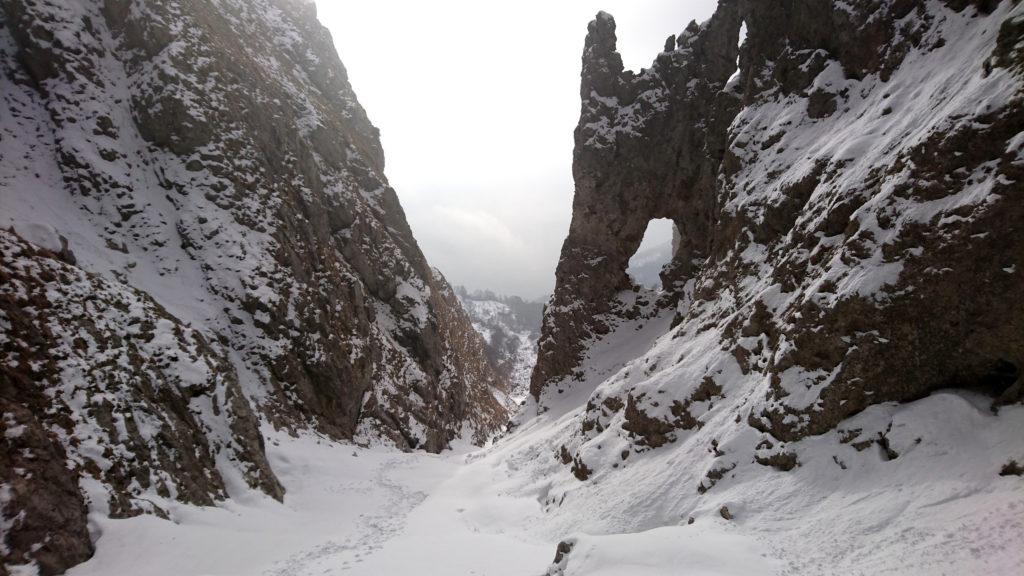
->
<box><xmin>531</xmin><ymin>1</ymin><xmax>1024</xmax><ymax>442</ymax></box>
<box><xmin>530</xmin><ymin>7</ymin><xmax>743</xmax><ymax>398</ymax></box>
<box><xmin>626</xmin><ymin>218</ymin><xmax>677</xmax><ymax>290</ymax></box>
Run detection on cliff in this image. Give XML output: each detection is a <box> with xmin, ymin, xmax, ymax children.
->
<box><xmin>534</xmin><ymin>0</ymin><xmax>1022</xmax><ymax>446</ymax></box>
<box><xmin>0</xmin><ymin>0</ymin><xmax>507</xmax><ymax>573</ymax></box>
<box><xmin>529</xmin><ymin>1</ymin><xmax>1023</xmax><ymax>569</ymax></box>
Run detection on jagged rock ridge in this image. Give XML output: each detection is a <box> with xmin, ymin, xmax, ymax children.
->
<box><xmin>0</xmin><ymin>0</ymin><xmax>508</xmax><ymax>573</ymax></box>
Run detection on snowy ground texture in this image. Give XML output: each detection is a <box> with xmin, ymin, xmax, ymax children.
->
<box><xmin>65</xmin><ymin>313</ymin><xmax>1024</xmax><ymax>576</ymax></box>
<box><xmin>6</xmin><ymin>0</ymin><xmax>1024</xmax><ymax>573</ymax></box>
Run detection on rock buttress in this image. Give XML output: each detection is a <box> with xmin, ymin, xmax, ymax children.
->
<box><xmin>1</xmin><ymin>0</ymin><xmax>509</xmax><ymax>572</ymax></box>
<box><xmin>533</xmin><ymin>0</ymin><xmax>1024</xmax><ymax>447</ymax></box>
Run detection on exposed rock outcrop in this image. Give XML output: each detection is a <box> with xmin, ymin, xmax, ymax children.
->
<box><xmin>1</xmin><ymin>230</ymin><xmax>282</xmax><ymax>573</ymax></box>
<box><xmin>0</xmin><ymin>0</ymin><xmax>507</xmax><ymax>572</ymax></box>
<box><xmin>534</xmin><ymin>0</ymin><xmax>1023</xmax><ymax>461</ymax></box>
<box><xmin>531</xmin><ymin>7</ymin><xmax>743</xmax><ymax>398</ymax></box>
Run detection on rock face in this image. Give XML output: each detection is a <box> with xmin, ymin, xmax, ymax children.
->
<box><xmin>1</xmin><ymin>230</ymin><xmax>282</xmax><ymax>573</ymax></box>
<box><xmin>0</xmin><ymin>0</ymin><xmax>507</xmax><ymax>572</ymax></box>
<box><xmin>533</xmin><ymin>0</ymin><xmax>1022</xmax><ymax>458</ymax></box>
<box><xmin>531</xmin><ymin>7</ymin><xmax>743</xmax><ymax>398</ymax></box>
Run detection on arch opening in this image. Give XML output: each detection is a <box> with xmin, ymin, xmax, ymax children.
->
<box><xmin>727</xmin><ymin>20</ymin><xmax>748</xmax><ymax>85</ymax></box>
<box><xmin>626</xmin><ymin>218</ymin><xmax>678</xmax><ymax>291</ymax></box>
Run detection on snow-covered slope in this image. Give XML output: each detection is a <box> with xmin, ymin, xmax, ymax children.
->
<box><xmin>526</xmin><ymin>0</ymin><xmax>1024</xmax><ymax>573</ymax></box>
<box><xmin>52</xmin><ymin>364</ymin><xmax>1023</xmax><ymax>576</ymax></box>
<box><xmin>0</xmin><ymin>0</ymin><xmax>507</xmax><ymax>572</ymax></box>
<box><xmin>2</xmin><ymin>1</ymin><xmax>1023</xmax><ymax>575</ymax></box>
<box><xmin>457</xmin><ymin>288</ymin><xmax>544</xmax><ymax>404</ymax></box>
<box><xmin>507</xmin><ymin>311</ymin><xmax>1024</xmax><ymax>575</ymax></box>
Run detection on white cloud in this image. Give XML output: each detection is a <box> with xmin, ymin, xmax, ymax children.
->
<box><xmin>429</xmin><ymin>205</ymin><xmax>524</xmax><ymax>252</ymax></box>
<box><xmin>315</xmin><ymin>0</ymin><xmax>719</xmax><ymax>296</ymax></box>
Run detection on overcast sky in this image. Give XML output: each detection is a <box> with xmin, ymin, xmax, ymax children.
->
<box><xmin>315</xmin><ymin>0</ymin><xmax>719</xmax><ymax>298</ymax></box>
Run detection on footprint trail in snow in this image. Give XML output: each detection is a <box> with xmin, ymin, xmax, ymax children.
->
<box><xmin>265</xmin><ymin>457</ymin><xmax>428</xmax><ymax>576</ymax></box>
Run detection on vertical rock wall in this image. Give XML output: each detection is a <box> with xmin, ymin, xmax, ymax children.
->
<box><xmin>1</xmin><ymin>0</ymin><xmax>509</xmax><ymax>572</ymax></box>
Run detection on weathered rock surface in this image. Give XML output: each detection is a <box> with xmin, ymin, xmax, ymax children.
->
<box><xmin>532</xmin><ymin>6</ymin><xmax>744</xmax><ymax>398</ymax></box>
<box><xmin>1</xmin><ymin>230</ymin><xmax>282</xmax><ymax>573</ymax></box>
<box><xmin>0</xmin><ymin>0</ymin><xmax>507</xmax><ymax>572</ymax></box>
<box><xmin>534</xmin><ymin>0</ymin><xmax>1023</xmax><ymax>463</ymax></box>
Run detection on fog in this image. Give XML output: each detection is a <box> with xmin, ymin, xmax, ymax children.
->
<box><xmin>315</xmin><ymin>0</ymin><xmax>719</xmax><ymax>298</ymax></box>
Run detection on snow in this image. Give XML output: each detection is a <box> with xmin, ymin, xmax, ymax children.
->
<box><xmin>458</xmin><ymin>290</ymin><xmax>543</xmax><ymax>403</ymax></box>
<box><xmin>627</xmin><ymin>219</ymin><xmax>676</xmax><ymax>289</ymax></box>
<box><xmin>395</xmin><ymin>278</ymin><xmax>431</xmax><ymax>329</ymax></box>
<box><xmin>58</xmin><ymin>250</ymin><xmax>1012</xmax><ymax>576</ymax></box>
<box><xmin>6</xmin><ymin>1</ymin><xmax>1024</xmax><ymax>575</ymax></box>
<box><xmin>66</xmin><ymin>431</ymin><xmax>552</xmax><ymax>576</ymax></box>
<box><xmin>582</xmin><ymin>87</ymin><xmax>670</xmax><ymax>148</ymax></box>
<box><xmin>63</xmin><ymin>384</ymin><xmax>1024</xmax><ymax>576</ymax></box>
<box><xmin>555</xmin><ymin>526</ymin><xmax>778</xmax><ymax>576</ymax></box>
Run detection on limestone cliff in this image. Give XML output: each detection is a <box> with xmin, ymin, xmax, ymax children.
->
<box><xmin>0</xmin><ymin>0</ymin><xmax>507</xmax><ymax>572</ymax></box>
<box><xmin>533</xmin><ymin>0</ymin><xmax>1022</xmax><ymax>465</ymax></box>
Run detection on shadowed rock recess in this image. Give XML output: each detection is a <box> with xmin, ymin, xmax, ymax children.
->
<box><xmin>533</xmin><ymin>0</ymin><xmax>1022</xmax><ymax>453</ymax></box>
<box><xmin>0</xmin><ymin>0</ymin><xmax>507</xmax><ymax>573</ymax></box>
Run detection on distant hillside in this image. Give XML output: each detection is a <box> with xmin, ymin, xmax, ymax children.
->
<box><xmin>456</xmin><ymin>287</ymin><xmax>544</xmax><ymax>404</ymax></box>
